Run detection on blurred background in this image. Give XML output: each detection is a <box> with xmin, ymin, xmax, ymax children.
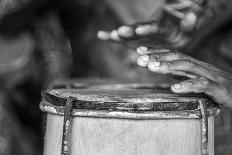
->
<box><xmin>0</xmin><ymin>0</ymin><xmax>231</xmax><ymax>154</ymax></box>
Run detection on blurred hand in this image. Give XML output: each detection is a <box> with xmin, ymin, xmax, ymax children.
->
<box><xmin>97</xmin><ymin>20</ymin><xmax>190</xmax><ymax>49</ymax></box>
<box><xmin>97</xmin><ymin>0</ymin><xmax>204</xmax><ymax>49</ymax></box>
<box><xmin>136</xmin><ymin>46</ymin><xmax>232</xmax><ymax>109</ymax></box>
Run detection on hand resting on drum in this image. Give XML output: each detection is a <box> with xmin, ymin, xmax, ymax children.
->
<box><xmin>136</xmin><ymin>47</ymin><xmax>232</xmax><ymax>110</ymax></box>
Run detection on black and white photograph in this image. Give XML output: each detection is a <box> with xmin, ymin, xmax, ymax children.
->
<box><xmin>0</xmin><ymin>0</ymin><xmax>231</xmax><ymax>155</ymax></box>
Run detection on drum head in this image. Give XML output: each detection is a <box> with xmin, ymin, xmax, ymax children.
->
<box><xmin>42</xmin><ymin>83</ymin><xmax>218</xmax><ymax>112</ymax></box>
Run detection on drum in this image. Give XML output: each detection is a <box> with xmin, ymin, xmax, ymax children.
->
<box><xmin>40</xmin><ymin>83</ymin><xmax>220</xmax><ymax>155</ymax></box>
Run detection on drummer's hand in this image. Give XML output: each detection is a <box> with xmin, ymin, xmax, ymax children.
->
<box><xmin>97</xmin><ymin>13</ymin><xmax>197</xmax><ymax>49</ymax></box>
<box><xmin>97</xmin><ymin>2</ymin><xmax>200</xmax><ymax>49</ymax></box>
<box><xmin>97</xmin><ymin>22</ymin><xmax>156</xmax><ymax>41</ymax></box>
<box><xmin>136</xmin><ymin>47</ymin><xmax>232</xmax><ymax>109</ymax></box>
<box><xmin>97</xmin><ymin>21</ymin><xmax>161</xmax><ymax>48</ymax></box>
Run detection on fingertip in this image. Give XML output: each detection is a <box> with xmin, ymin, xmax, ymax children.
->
<box><xmin>97</xmin><ymin>31</ymin><xmax>110</xmax><ymax>40</ymax></box>
<box><xmin>135</xmin><ymin>26</ymin><xmax>148</xmax><ymax>35</ymax></box>
<box><xmin>171</xmin><ymin>81</ymin><xmax>196</xmax><ymax>94</ymax></box>
<box><xmin>137</xmin><ymin>55</ymin><xmax>149</xmax><ymax>67</ymax></box>
<box><xmin>156</xmin><ymin>49</ymin><xmax>171</xmax><ymax>53</ymax></box>
<box><xmin>135</xmin><ymin>24</ymin><xmax>158</xmax><ymax>36</ymax></box>
<box><xmin>110</xmin><ymin>30</ymin><xmax>121</xmax><ymax>41</ymax></box>
<box><xmin>181</xmin><ymin>12</ymin><xmax>197</xmax><ymax>32</ymax></box>
<box><xmin>171</xmin><ymin>85</ymin><xmax>180</xmax><ymax>93</ymax></box>
<box><xmin>140</xmin><ymin>46</ymin><xmax>148</xmax><ymax>51</ymax></box>
<box><xmin>171</xmin><ymin>83</ymin><xmax>181</xmax><ymax>90</ymax></box>
<box><xmin>118</xmin><ymin>26</ymin><xmax>134</xmax><ymax>37</ymax></box>
<box><xmin>136</xmin><ymin>46</ymin><xmax>148</xmax><ymax>55</ymax></box>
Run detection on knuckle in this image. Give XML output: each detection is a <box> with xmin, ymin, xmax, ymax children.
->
<box><xmin>183</xmin><ymin>61</ymin><xmax>194</xmax><ymax>70</ymax></box>
<box><xmin>199</xmin><ymin>78</ymin><xmax>209</xmax><ymax>86</ymax></box>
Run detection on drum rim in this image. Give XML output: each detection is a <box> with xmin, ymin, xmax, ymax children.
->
<box><xmin>42</xmin><ymin>88</ymin><xmax>218</xmax><ymax>109</ymax></box>
<box><xmin>40</xmin><ymin>100</ymin><xmax>220</xmax><ymax>119</ymax></box>
<box><xmin>40</xmin><ymin>87</ymin><xmax>219</xmax><ymax>118</ymax></box>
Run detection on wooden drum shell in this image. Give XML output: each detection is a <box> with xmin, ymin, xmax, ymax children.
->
<box><xmin>44</xmin><ymin>113</ymin><xmax>215</xmax><ymax>155</ymax></box>
<box><xmin>41</xmin><ymin>82</ymin><xmax>219</xmax><ymax>155</ymax></box>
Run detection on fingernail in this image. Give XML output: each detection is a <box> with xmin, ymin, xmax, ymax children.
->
<box><xmin>97</xmin><ymin>31</ymin><xmax>110</xmax><ymax>40</ymax></box>
<box><xmin>148</xmin><ymin>61</ymin><xmax>161</xmax><ymax>71</ymax></box>
<box><xmin>118</xmin><ymin>26</ymin><xmax>133</xmax><ymax>36</ymax></box>
<box><xmin>137</xmin><ymin>55</ymin><xmax>149</xmax><ymax>67</ymax></box>
<box><xmin>173</xmin><ymin>84</ymin><xmax>181</xmax><ymax>90</ymax></box>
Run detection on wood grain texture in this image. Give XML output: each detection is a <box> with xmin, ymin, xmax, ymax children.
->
<box><xmin>43</xmin><ymin>114</ymin><xmax>63</xmax><ymax>155</ymax></box>
<box><xmin>43</xmin><ymin>114</ymin><xmax>214</xmax><ymax>155</ymax></box>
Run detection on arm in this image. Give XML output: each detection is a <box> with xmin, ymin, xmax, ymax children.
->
<box><xmin>136</xmin><ymin>46</ymin><xmax>232</xmax><ymax>109</ymax></box>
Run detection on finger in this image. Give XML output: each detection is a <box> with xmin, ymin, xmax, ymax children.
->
<box><xmin>138</xmin><ymin>48</ymin><xmax>184</xmax><ymax>61</ymax></box>
<box><xmin>171</xmin><ymin>77</ymin><xmax>213</xmax><ymax>94</ymax></box>
<box><xmin>97</xmin><ymin>31</ymin><xmax>111</xmax><ymax>40</ymax></box>
<box><xmin>118</xmin><ymin>25</ymin><xmax>135</xmax><ymax>38</ymax></box>
<box><xmin>180</xmin><ymin>12</ymin><xmax>197</xmax><ymax>32</ymax></box>
<box><xmin>136</xmin><ymin>46</ymin><xmax>170</xmax><ymax>55</ymax></box>
<box><xmin>138</xmin><ymin>48</ymin><xmax>196</xmax><ymax>62</ymax></box>
<box><xmin>171</xmin><ymin>77</ymin><xmax>232</xmax><ymax>109</ymax></box>
<box><xmin>110</xmin><ymin>30</ymin><xmax>121</xmax><ymax>41</ymax></box>
<box><xmin>147</xmin><ymin>60</ymin><xmax>172</xmax><ymax>74</ymax></box>
<box><xmin>98</xmin><ymin>29</ymin><xmax>139</xmax><ymax>47</ymax></box>
<box><xmin>147</xmin><ymin>60</ymin><xmax>211</xmax><ymax>79</ymax></box>
<box><xmin>144</xmin><ymin>48</ymin><xmax>220</xmax><ymax>73</ymax></box>
<box><xmin>97</xmin><ymin>30</ymin><xmax>122</xmax><ymax>42</ymax></box>
<box><xmin>136</xmin><ymin>46</ymin><xmax>149</xmax><ymax>55</ymax></box>
<box><xmin>148</xmin><ymin>51</ymin><xmax>183</xmax><ymax>62</ymax></box>
<box><xmin>137</xmin><ymin>55</ymin><xmax>149</xmax><ymax>67</ymax></box>
<box><xmin>147</xmin><ymin>60</ymin><xmax>197</xmax><ymax>78</ymax></box>
<box><xmin>135</xmin><ymin>23</ymin><xmax>159</xmax><ymax>36</ymax></box>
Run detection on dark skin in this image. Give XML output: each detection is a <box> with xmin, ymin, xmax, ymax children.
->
<box><xmin>97</xmin><ymin>16</ymin><xmax>232</xmax><ymax>110</ymax></box>
<box><xmin>97</xmin><ymin>2</ymin><xmax>198</xmax><ymax>49</ymax></box>
<box><xmin>97</xmin><ymin>20</ymin><xmax>191</xmax><ymax>49</ymax></box>
<box><xmin>136</xmin><ymin>47</ymin><xmax>232</xmax><ymax>110</ymax></box>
